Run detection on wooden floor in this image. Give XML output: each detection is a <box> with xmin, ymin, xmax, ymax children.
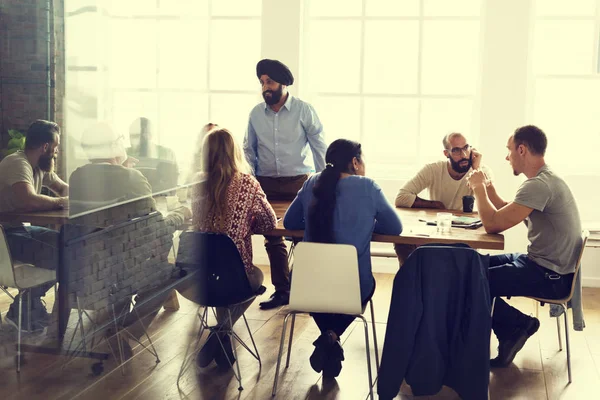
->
<box><xmin>1</xmin><ymin>267</ymin><xmax>600</xmax><ymax>400</ymax></box>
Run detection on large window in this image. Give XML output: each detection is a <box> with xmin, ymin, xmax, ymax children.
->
<box><xmin>529</xmin><ymin>0</ymin><xmax>600</xmax><ymax>222</ymax></box>
<box><xmin>303</xmin><ymin>0</ymin><xmax>484</xmax><ymax>179</ymax></box>
<box><xmin>65</xmin><ymin>0</ymin><xmax>262</xmax><ymax>185</ymax></box>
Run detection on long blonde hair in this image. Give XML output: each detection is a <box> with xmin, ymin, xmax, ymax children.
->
<box><xmin>197</xmin><ymin>128</ymin><xmax>250</xmax><ymax>230</ymax></box>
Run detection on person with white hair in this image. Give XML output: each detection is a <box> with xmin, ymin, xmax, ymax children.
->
<box><xmin>68</xmin><ymin>121</ymin><xmax>191</xmax><ymax>357</ymax></box>
<box><xmin>69</xmin><ymin>121</ymin><xmax>190</xmax><ymax>222</ymax></box>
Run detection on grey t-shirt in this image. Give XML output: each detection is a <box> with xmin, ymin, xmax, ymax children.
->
<box><xmin>0</xmin><ymin>151</ymin><xmax>59</xmax><ymax>212</ymax></box>
<box><xmin>513</xmin><ymin>165</ymin><xmax>582</xmax><ymax>274</ymax></box>
<box><xmin>68</xmin><ymin>163</ymin><xmax>152</xmax><ymax>215</ymax></box>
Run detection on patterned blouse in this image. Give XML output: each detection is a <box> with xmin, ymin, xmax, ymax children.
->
<box><xmin>191</xmin><ymin>173</ymin><xmax>277</xmax><ymax>272</ymax></box>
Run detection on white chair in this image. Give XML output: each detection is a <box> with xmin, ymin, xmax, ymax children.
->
<box><xmin>0</xmin><ymin>225</ymin><xmax>56</xmax><ymax>372</ymax></box>
<box><xmin>271</xmin><ymin>242</ymin><xmax>379</xmax><ymax>399</ymax></box>
<box><xmin>492</xmin><ymin>229</ymin><xmax>589</xmax><ymax>384</ymax></box>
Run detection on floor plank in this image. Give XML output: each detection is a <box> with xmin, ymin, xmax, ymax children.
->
<box><xmin>1</xmin><ymin>271</ymin><xmax>600</xmax><ymax>400</ymax></box>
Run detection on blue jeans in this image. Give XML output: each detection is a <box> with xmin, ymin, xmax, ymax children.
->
<box><xmin>5</xmin><ymin>225</ymin><xmax>59</xmax><ymax>300</ymax></box>
<box><xmin>489</xmin><ymin>253</ymin><xmax>573</xmax><ymax>340</ymax></box>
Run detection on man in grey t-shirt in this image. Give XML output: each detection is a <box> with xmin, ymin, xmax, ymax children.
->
<box><xmin>0</xmin><ymin>120</ymin><xmax>69</xmax><ymax>331</ymax></box>
<box><xmin>467</xmin><ymin>125</ymin><xmax>582</xmax><ymax>368</ymax></box>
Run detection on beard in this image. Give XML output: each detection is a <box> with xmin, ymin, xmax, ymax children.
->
<box><xmin>449</xmin><ymin>154</ymin><xmax>472</xmax><ymax>174</ymax></box>
<box><xmin>262</xmin><ymin>84</ymin><xmax>283</xmax><ymax>105</ymax></box>
<box><xmin>38</xmin><ymin>151</ymin><xmax>55</xmax><ymax>172</ymax></box>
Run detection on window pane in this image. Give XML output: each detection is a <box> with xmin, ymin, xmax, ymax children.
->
<box><xmin>107</xmin><ymin>0</ymin><xmax>157</xmax><ymax>16</ymax></box>
<box><xmin>366</xmin><ymin>0</ymin><xmax>419</xmax><ymax>17</ymax></box>
<box><xmin>108</xmin><ymin>21</ymin><xmax>157</xmax><ymax>89</ymax></box>
<box><xmin>364</xmin><ymin>21</ymin><xmax>419</xmax><ymax>94</ymax></box>
<box><xmin>110</xmin><ymin>92</ymin><xmax>158</xmax><ymax>147</ymax></box>
<box><xmin>535</xmin><ymin>0</ymin><xmax>597</xmax><ymax>17</ymax></box>
<box><xmin>533</xmin><ymin>21</ymin><xmax>596</xmax><ymax>75</ymax></box>
<box><xmin>533</xmin><ymin>78</ymin><xmax>600</xmax><ymax>175</ymax></box>
<box><xmin>423</xmin><ymin>0</ymin><xmax>482</xmax><ymax>17</ymax></box>
<box><xmin>420</xmin><ymin>99</ymin><xmax>474</xmax><ymax>164</ymax></box>
<box><xmin>158</xmin><ymin>93</ymin><xmax>209</xmax><ymax>178</ymax></box>
<box><xmin>66</xmin><ymin>13</ymin><xmax>98</xmax><ymax>67</ymax></box>
<box><xmin>309</xmin><ymin>0</ymin><xmax>362</xmax><ymax>17</ymax></box>
<box><xmin>158</xmin><ymin>0</ymin><xmax>208</xmax><ymax>17</ymax></box>
<box><xmin>211</xmin><ymin>0</ymin><xmax>261</xmax><ymax>17</ymax></box>
<box><xmin>421</xmin><ymin>21</ymin><xmax>481</xmax><ymax>95</ymax></box>
<box><xmin>159</xmin><ymin>20</ymin><xmax>208</xmax><ymax>89</ymax></box>
<box><xmin>363</xmin><ymin>98</ymin><xmax>419</xmax><ymax>179</ymax></box>
<box><xmin>209</xmin><ymin>93</ymin><xmax>261</xmax><ymax>144</ymax></box>
<box><xmin>310</xmin><ymin>96</ymin><xmax>361</xmax><ymax>143</ymax></box>
<box><xmin>307</xmin><ymin>21</ymin><xmax>362</xmax><ymax>93</ymax></box>
<box><xmin>209</xmin><ymin>20</ymin><xmax>261</xmax><ymax>91</ymax></box>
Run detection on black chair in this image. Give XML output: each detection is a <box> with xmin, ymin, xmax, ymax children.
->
<box><xmin>175</xmin><ymin>231</ymin><xmax>265</xmax><ymax>390</ymax></box>
<box><xmin>135</xmin><ymin>158</ymin><xmax>179</xmax><ymax>193</ymax></box>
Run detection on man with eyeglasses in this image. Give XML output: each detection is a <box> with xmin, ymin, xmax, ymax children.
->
<box><xmin>396</xmin><ymin>132</ymin><xmax>492</xmax><ymax>210</ymax></box>
<box><xmin>0</xmin><ymin>120</ymin><xmax>69</xmax><ymax>331</ymax></box>
<box><xmin>394</xmin><ymin>132</ymin><xmax>493</xmax><ymax>263</ymax></box>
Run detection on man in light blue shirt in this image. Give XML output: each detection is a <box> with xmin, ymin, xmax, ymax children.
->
<box><xmin>244</xmin><ymin>59</ymin><xmax>327</xmax><ymax>310</ymax></box>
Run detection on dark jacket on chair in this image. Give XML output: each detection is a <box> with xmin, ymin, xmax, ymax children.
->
<box><xmin>377</xmin><ymin>245</ymin><xmax>491</xmax><ymax>400</ymax></box>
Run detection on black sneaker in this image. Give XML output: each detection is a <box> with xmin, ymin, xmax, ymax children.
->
<box><xmin>214</xmin><ymin>334</ymin><xmax>236</xmax><ymax>370</ymax></box>
<box><xmin>310</xmin><ymin>332</ymin><xmax>334</xmax><ymax>373</ymax></box>
<box><xmin>491</xmin><ymin>317</ymin><xmax>540</xmax><ymax>368</ymax></box>
<box><xmin>258</xmin><ymin>291</ymin><xmax>289</xmax><ymax>310</ymax></box>
<box><xmin>323</xmin><ymin>340</ymin><xmax>345</xmax><ymax>379</ymax></box>
<box><xmin>3</xmin><ymin>310</ymin><xmax>46</xmax><ymax>333</ymax></box>
<box><xmin>196</xmin><ymin>331</ymin><xmax>219</xmax><ymax>368</ymax></box>
<box><xmin>7</xmin><ymin>295</ymin><xmax>50</xmax><ymax>328</ymax></box>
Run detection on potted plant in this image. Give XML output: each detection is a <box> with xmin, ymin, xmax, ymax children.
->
<box><xmin>1</xmin><ymin>129</ymin><xmax>26</xmax><ymax>158</ymax></box>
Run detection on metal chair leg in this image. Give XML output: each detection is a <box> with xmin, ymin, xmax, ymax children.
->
<box><xmin>17</xmin><ymin>291</ymin><xmax>23</xmax><ymax>373</ymax></box>
<box><xmin>272</xmin><ymin>312</ymin><xmax>292</xmax><ymax>397</ymax></box>
<box><xmin>285</xmin><ymin>313</ymin><xmax>296</xmax><ymax>368</ymax></box>
<box><xmin>226</xmin><ymin>309</ymin><xmax>244</xmax><ymax>391</ymax></box>
<box><xmin>358</xmin><ymin>315</ymin><xmax>374</xmax><ymax>400</ymax></box>
<box><xmin>26</xmin><ymin>291</ymin><xmax>32</xmax><ymax>333</ymax></box>
<box><xmin>110</xmin><ymin>303</ymin><xmax>126</xmax><ymax>375</ymax></box>
<box><xmin>563</xmin><ymin>305</ymin><xmax>572</xmax><ymax>383</ymax></box>
<box><xmin>556</xmin><ymin>314</ymin><xmax>563</xmax><ymax>351</ymax></box>
<box><xmin>242</xmin><ymin>314</ymin><xmax>261</xmax><ymax>366</ymax></box>
<box><xmin>369</xmin><ymin>299</ymin><xmax>380</xmax><ymax>372</ymax></box>
<box><xmin>177</xmin><ymin>307</ymin><xmax>208</xmax><ymax>387</ymax></box>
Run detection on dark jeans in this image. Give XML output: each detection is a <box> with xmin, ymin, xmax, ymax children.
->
<box><xmin>311</xmin><ymin>279</ymin><xmax>376</xmax><ymax>338</ymax></box>
<box><xmin>257</xmin><ymin>174</ymin><xmax>309</xmax><ymax>294</ymax></box>
<box><xmin>5</xmin><ymin>225</ymin><xmax>59</xmax><ymax>299</ymax></box>
<box><xmin>489</xmin><ymin>253</ymin><xmax>573</xmax><ymax>340</ymax></box>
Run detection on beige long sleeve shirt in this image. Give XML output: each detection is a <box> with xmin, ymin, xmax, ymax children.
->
<box><xmin>395</xmin><ymin>160</ymin><xmax>493</xmax><ymax>210</ymax></box>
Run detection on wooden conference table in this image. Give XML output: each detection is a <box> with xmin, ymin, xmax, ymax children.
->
<box><xmin>0</xmin><ymin>199</ymin><xmax>504</xmax><ymax>341</ymax></box>
<box><xmin>268</xmin><ymin>200</ymin><xmax>504</xmax><ymax>250</ymax></box>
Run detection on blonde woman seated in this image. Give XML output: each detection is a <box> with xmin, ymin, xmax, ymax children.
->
<box><xmin>190</xmin><ymin>128</ymin><xmax>277</xmax><ymax>369</ymax></box>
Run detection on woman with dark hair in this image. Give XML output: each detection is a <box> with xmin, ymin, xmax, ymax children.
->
<box><xmin>283</xmin><ymin>139</ymin><xmax>402</xmax><ymax>378</ymax></box>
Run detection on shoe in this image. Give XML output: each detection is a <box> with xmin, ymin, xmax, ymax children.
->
<box><xmin>491</xmin><ymin>317</ymin><xmax>540</xmax><ymax>368</ymax></box>
<box><xmin>3</xmin><ymin>311</ymin><xmax>46</xmax><ymax>333</ymax></box>
<box><xmin>310</xmin><ymin>333</ymin><xmax>334</xmax><ymax>373</ymax></box>
<box><xmin>259</xmin><ymin>291</ymin><xmax>289</xmax><ymax>310</ymax></box>
<box><xmin>323</xmin><ymin>339</ymin><xmax>344</xmax><ymax>379</ymax></box>
<box><xmin>214</xmin><ymin>334</ymin><xmax>236</xmax><ymax>370</ymax></box>
<box><xmin>4</xmin><ymin>296</ymin><xmax>48</xmax><ymax>333</ymax></box>
<box><xmin>196</xmin><ymin>331</ymin><xmax>219</xmax><ymax>368</ymax></box>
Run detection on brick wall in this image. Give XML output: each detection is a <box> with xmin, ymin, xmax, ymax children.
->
<box><xmin>65</xmin><ymin>199</ymin><xmax>177</xmax><ymax>312</ymax></box>
<box><xmin>0</xmin><ymin>0</ymin><xmax>65</xmax><ymax>176</ymax></box>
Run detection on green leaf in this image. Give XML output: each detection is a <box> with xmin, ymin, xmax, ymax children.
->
<box><xmin>8</xmin><ymin>129</ymin><xmax>23</xmax><ymax>139</ymax></box>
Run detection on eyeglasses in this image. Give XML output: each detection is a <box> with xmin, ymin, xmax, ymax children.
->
<box><xmin>448</xmin><ymin>144</ymin><xmax>471</xmax><ymax>156</ymax></box>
